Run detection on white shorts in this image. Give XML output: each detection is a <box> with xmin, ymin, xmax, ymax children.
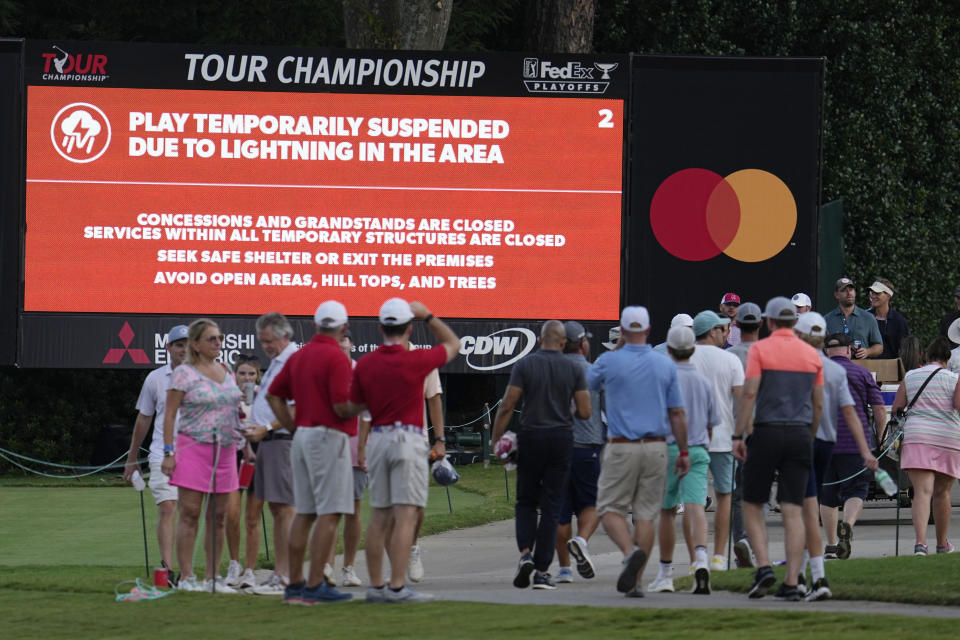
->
<box><xmin>290</xmin><ymin>426</ymin><xmax>354</xmax><ymax>516</ymax></box>
<box><xmin>367</xmin><ymin>427</ymin><xmax>430</xmax><ymax>509</ymax></box>
<box><xmin>148</xmin><ymin>460</ymin><xmax>178</xmax><ymax>505</ymax></box>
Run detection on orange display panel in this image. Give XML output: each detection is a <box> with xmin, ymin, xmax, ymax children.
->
<box><xmin>25</xmin><ymin>86</ymin><xmax>623</xmax><ymax>319</ymax></box>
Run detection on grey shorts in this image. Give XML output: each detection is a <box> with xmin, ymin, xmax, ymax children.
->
<box><xmin>253</xmin><ymin>438</ymin><xmax>294</xmax><ymax>505</ymax></box>
<box><xmin>367</xmin><ymin>428</ymin><xmax>430</xmax><ymax>509</ymax></box>
<box><xmin>353</xmin><ymin>467</ymin><xmax>369</xmax><ymax>502</ymax></box>
<box><xmin>290</xmin><ymin>427</ymin><xmax>354</xmax><ymax>516</ymax></box>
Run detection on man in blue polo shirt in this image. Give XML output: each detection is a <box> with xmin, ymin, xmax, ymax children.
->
<box><xmin>588</xmin><ymin>306</ymin><xmax>690</xmax><ymax>597</ymax></box>
<box><xmin>823</xmin><ymin>277</ymin><xmax>882</xmax><ymax>359</ymax></box>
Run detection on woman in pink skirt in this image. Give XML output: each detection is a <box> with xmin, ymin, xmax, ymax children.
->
<box><xmin>892</xmin><ymin>335</ymin><xmax>960</xmax><ymax>555</ymax></box>
<box><xmin>161</xmin><ymin>318</ymin><xmax>245</xmax><ymax>591</ymax></box>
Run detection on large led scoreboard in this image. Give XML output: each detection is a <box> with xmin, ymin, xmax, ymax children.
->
<box><xmin>0</xmin><ymin>40</ymin><xmax>824</xmax><ymax>372</ymax></box>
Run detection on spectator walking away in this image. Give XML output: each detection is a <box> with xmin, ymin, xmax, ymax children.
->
<box><xmin>555</xmin><ymin>321</ymin><xmax>605</xmax><ymax>583</ymax></box>
<box><xmin>726</xmin><ymin>302</ymin><xmax>762</xmax><ymax>568</ymax></box>
<box><xmin>161</xmin><ymin>319</ymin><xmax>246</xmax><ymax>593</ymax></box>
<box><xmin>588</xmin><ymin>306</ymin><xmax>689</xmax><ymax>597</ymax></box>
<box><xmin>238</xmin><ymin>313</ymin><xmax>299</xmax><ymax>595</ymax></box>
<box><xmin>819</xmin><ymin>333</ymin><xmax>886</xmax><ymax>560</ymax></box>
<box><xmin>650</xmin><ymin>326</ymin><xmax>717</xmax><ymax>595</ymax></box>
<box><xmin>349</xmin><ymin>299</ymin><xmax>460</xmax><ymax>603</ymax></box>
<box><xmin>690</xmin><ymin>310</ymin><xmax>744</xmax><ymax>571</ymax></box>
<box><xmin>892</xmin><ymin>336</ymin><xmax>960</xmax><ymax>555</ymax></box>
<box><xmin>823</xmin><ymin>277</ymin><xmax>882</xmax><ymax>359</ymax></box>
<box><xmin>794</xmin><ymin>314</ymin><xmax>877</xmax><ymax>600</ymax></box>
<box><xmin>492</xmin><ymin>320</ymin><xmax>590</xmax><ymax>591</ymax></box>
<box><xmin>867</xmin><ymin>279</ymin><xmax>908</xmax><ymax>359</ymax></box>
<box><xmin>123</xmin><ymin>323</ymin><xmax>189</xmax><ymax>584</ymax></box>
<box><xmin>732</xmin><ymin>297</ymin><xmax>823</xmax><ymax>602</ymax></box>
<box><xmin>266</xmin><ymin>302</ymin><xmax>355</xmax><ymax>605</ymax></box>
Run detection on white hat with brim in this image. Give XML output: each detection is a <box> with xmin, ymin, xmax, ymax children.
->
<box><xmin>949</xmin><ymin>318</ymin><xmax>960</xmax><ymax>345</ymax></box>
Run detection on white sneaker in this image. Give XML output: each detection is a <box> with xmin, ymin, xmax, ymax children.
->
<box><xmin>647</xmin><ymin>576</ymin><xmax>675</xmax><ymax>593</ymax></box>
<box><xmin>252</xmin><ymin>573</ymin><xmax>287</xmax><ymax>596</ymax></box>
<box><xmin>237</xmin><ymin>568</ymin><xmax>257</xmax><ymax>589</ymax></box>
<box><xmin>202</xmin><ymin>577</ymin><xmax>240</xmax><ymax>594</ymax></box>
<box><xmin>177</xmin><ymin>575</ymin><xmax>204</xmax><ymax>592</ymax></box>
<box><xmin>710</xmin><ymin>555</ymin><xmax>727</xmax><ymax>571</ymax></box>
<box><xmin>341</xmin><ymin>565</ymin><xmax>363</xmax><ymax>587</ymax></box>
<box><xmin>225</xmin><ymin>560</ymin><xmax>243</xmax><ymax>587</ymax></box>
<box><xmin>323</xmin><ymin>563</ymin><xmax>335</xmax><ymax>585</ymax></box>
<box><xmin>407</xmin><ymin>544</ymin><xmax>424</xmax><ymax>583</ymax></box>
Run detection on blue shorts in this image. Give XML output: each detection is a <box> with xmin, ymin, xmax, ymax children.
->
<box><xmin>820</xmin><ymin>452</ymin><xmax>871</xmax><ymax>507</ymax></box>
<box><xmin>559</xmin><ymin>445</ymin><xmax>601</xmax><ymax>524</ymax></box>
<box><xmin>663</xmin><ymin>444</ymin><xmax>710</xmax><ymax>509</ymax></box>
<box><xmin>709</xmin><ymin>451</ymin><xmax>735</xmax><ymax>494</ymax></box>
<box><xmin>805</xmin><ymin>439</ymin><xmax>835</xmax><ymax>499</ymax></box>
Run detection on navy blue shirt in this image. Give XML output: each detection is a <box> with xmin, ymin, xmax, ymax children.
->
<box><xmin>869</xmin><ymin>307</ymin><xmax>909</xmax><ymax>359</ymax></box>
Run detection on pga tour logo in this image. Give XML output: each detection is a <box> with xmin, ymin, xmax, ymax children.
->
<box><xmin>522</xmin><ymin>57</ymin><xmax>617</xmax><ymax>95</ymax></box>
<box><xmin>459</xmin><ymin>328</ymin><xmax>537</xmax><ymax>371</ymax></box>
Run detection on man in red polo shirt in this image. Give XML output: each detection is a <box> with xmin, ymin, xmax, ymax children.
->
<box><xmin>267</xmin><ymin>300</ymin><xmax>354</xmax><ymax>605</ymax></box>
<box><xmin>349</xmin><ymin>298</ymin><xmax>460</xmax><ymax>604</ymax></box>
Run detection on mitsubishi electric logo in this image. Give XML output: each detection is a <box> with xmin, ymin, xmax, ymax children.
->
<box><xmin>522</xmin><ymin>58</ymin><xmax>616</xmax><ymax>95</ymax></box>
<box><xmin>103</xmin><ymin>322</ymin><xmax>151</xmax><ymax>364</ymax></box>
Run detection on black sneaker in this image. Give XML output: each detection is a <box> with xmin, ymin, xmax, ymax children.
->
<box><xmin>796</xmin><ymin>573</ymin><xmax>808</xmax><ymax>597</ymax></box>
<box><xmin>773</xmin><ymin>582</ymin><xmax>802</xmax><ymax>602</ymax></box>
<box><xmin>837</xmin><ymin>522</ymin><xmax>853</xmax><ymax>559</ymax></box>
<box><xmin>805</xmin><ymin>577</ymin><xmax>832</xmax><ymax>601</ymax></box>
<box><xmin>616</xmin><ymin>548</ymin><xmax>647</xmax><ymax>594</ymax></box>
<box><xmin>823</xmin><ymin>544</ymin><xmax>840</xmax><ymax>560</ymax></box>
<box><xmin>513</xmin><ymin>553</ymin><xmax>535</xmax><ymax>588</ymax></box>
<box><xmin>747</xmin><ymin>566</ymin><xmax>776</xmax><ymax>599</ymax></box>
<box><xmin>693</xmin><ymin>563</ymin><xmax>710</xmax><ymax>595</ymax></box>
<box><xmin>532</xmin><ymin>571</ymin><xmax>557</xmax><ymax>590</ymax></box>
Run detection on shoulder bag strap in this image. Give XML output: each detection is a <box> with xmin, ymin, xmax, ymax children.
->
<box><xmin>905</xmin><ymin>367</ymin><xmax>943</xmax><ymax>413</ymax></box>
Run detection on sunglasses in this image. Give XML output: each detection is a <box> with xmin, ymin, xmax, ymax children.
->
<box><xmin>203</xmin><ymin>334</ymin><xmax>225</xmax><ymax>344</ymax></box>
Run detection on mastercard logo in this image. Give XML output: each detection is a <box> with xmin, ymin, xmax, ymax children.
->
<box><xmin>650</xmin><ymin>168</ymin><xmax>797</xmax><ymax>263</ymax></box>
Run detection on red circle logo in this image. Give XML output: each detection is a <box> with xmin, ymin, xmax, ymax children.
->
<box><xmin>650</xmin><ymin>168</ymin><xmax>797</xmax><ymax>263</ymax></box>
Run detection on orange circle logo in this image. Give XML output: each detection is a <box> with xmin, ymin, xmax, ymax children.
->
<box><xmin>50</xmin><ymin>102</ymin><xmax>112</xmax><ymax>163</ymax></box>
<box><xmin>650</xmin><ymin>168</ymin><xmax>797</xmax><ymax>263</ymax></box>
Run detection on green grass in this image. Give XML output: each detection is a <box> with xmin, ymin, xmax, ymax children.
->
<box><xmin>675</xmin><ymin>554</ymin><xmax>960</xmax><ymax>606</ymax></box>
<box><xmin>0</xmin><ymin>464</ymin><xmax>515</xmax><ymax>569</ymax></box>
<box><xmin>0</xmin><ymin>583</ymin><xmax>957</xmax><ymax>640</ymax></box>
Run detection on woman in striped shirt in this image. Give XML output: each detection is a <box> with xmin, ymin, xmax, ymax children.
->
<box><xmin>892</xmin><ymin>336</ymin><xmax>960</xmax><ymax>555</ymax></box>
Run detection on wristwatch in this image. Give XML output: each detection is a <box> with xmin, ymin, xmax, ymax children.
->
<box><xmin>436</xmin><ymin>436</ymin><xmax>446</xmax><ymax>442</ymax></box>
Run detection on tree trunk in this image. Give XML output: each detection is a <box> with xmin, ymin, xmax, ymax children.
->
<box><xmin>343</xmin><ymin>0</ymin><xmax>454</xmax><ymax>50</ymax></box>
<box><xmin>526</xmin><ymin>0</ymin><xmax>595</xmax><ymax>53</ymax></box>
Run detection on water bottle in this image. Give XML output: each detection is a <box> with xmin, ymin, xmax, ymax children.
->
<box><xmin>131</xmin><ymin>470</ymin><xmax>146</xmax><ymax>492</ymax></box>
<box><xmin>874</xmin><ymin>468</ymin><xmax>897</xmax><ymax>497</ymax></box>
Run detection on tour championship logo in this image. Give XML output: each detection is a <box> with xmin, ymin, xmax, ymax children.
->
<box><xmin>649</xmin><ymin>168</ymin><xmax>797</xmax><ymax>263</ymax></box>
<box><xmin>50</xmin><ymin>102</ymin><xmax>112</xmax><ymax>163</ymax></box>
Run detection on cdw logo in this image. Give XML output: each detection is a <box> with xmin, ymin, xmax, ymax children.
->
<box><xmin>459</xmin><ymin>328</ymin><xmax>536</xmax><ymax>371</ymax></box>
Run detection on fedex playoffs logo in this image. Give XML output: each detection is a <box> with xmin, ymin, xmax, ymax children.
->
<box><xmin>523</xmin><ymin>58</ymin><xmax>616</xmax><ymax>95</ymax></box>
<box><xmin>459</xmin><ymin>328</ymin><xmax>536</xmax><ymax>371</ymax></box>
<box><xmin>41</xmin><ymin>45</ymin><xmax>109</xmax><ymax>82</ymax></box>
<box><xmin>50</xmin><ymin>103</ymin><xmax>112</xmax><ymax>163</ymax></box>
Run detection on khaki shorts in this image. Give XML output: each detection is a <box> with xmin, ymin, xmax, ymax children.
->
<box><xmin>596</xmin><ymin>441</ymin><xmax>668</xmax><ymax>522</ymax></box>
<box><xmin>367</xmin><ymin>428</ymin><xmax>430</xmax><ymax>509</ymax></box>
<box><xmin>290</xmin><ymin>426</ymin><xmax>354</xmax><ymax>516</ymax></box>
<box><xmin>148</xmin><ymin>460</ymin><xmax>178</xmax><ymax>505</ymax></box>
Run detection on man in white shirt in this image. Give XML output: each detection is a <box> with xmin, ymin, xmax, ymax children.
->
<box><xmin>123</xmin><ymin>324</ymin><xmax>189</xmax><ymax>580</ymax></box>
<box><xmin>241</xmin><ymin>312</ymin><xmax>298</xmax><ymax>594</ymax></box>
<box><xmin>690</xmin><ymin>310</ymin><xmax>744</xmax><ymax>571</ymax></box>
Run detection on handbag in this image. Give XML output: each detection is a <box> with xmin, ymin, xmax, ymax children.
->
<box><xmin>879</xmin><ymin>367</ymin><xmax>943</xmax><ymax>460</ymax></box>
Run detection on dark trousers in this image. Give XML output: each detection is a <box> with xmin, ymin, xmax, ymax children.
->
<box><xmin>515</xmin><ymin>429</ymin><xmax>573</xmax><ymax>572</ymax></box>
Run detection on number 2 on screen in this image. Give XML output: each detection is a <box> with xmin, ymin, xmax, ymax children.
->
<box><xmin>597</xmin><ymin>109</ymin><xmax>614</xmax><ymax>128</ymax></box>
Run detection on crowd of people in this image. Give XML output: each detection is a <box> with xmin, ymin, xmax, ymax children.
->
<box><xmin>124</xmin><ymin>298</ymin><xmax>456</xmax><ymax>603</ymax></box>
<box><xmin>122</xmin><ymin>276</ymin><xmax>960</xmax><ymax>603</ymax></box>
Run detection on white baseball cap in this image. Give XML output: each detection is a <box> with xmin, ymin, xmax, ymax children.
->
<box><xmin>791</xmin><ymin>292</ymin><xmax>812</xmax><ymax>308</ymax></box>
<box><xmin>314</xmin><ymin>300</ymin><xmax>348</xmax><ymax>328</ymax></box>
<box><xmin>795</xmin><ymin>311</ymin><xmax>827</xmax><ymax>337</ymax></box>
<box><xmin>670</xmin><ymin>313</ymin><xmax>694</xmax><ymax>329</ymax></box>
<box><xmin>379</xmin><ymin>297</ymin><xmax>414</xmax><ymax>325</ymax></box>
<box><xmin>666</xmin><ymin>326</ymin><xmax>695</xmax><ymax>350</ymax></box>
<box><xmin>620</xmin><ymin>306</ymin><xmax>650</xmax><ymax>332</ymax></box>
